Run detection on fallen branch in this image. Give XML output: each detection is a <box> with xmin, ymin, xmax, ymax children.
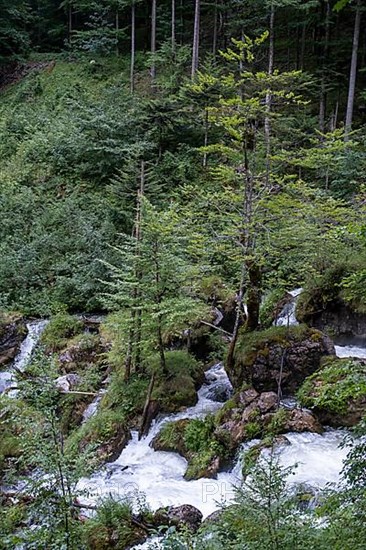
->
<box><xmin>200</xmin><ymin>320</ymin><xmax>233</xmax><ymax>337</ymax></box>
<box><xmin>59</xmin><ymin>390</ymin><xmax>98</xmax><ymax>396</ymax></box>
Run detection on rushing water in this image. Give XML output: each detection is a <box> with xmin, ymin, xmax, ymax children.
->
<box><xmin>0</xmin><ymin>320</ymin><xmax>48</xmax><ymax>395</ymax></box>
<box><xmin>78</xmin><ymin>360</ymin><xmax>351</xmax><ymax>522</ymax></box>
<box><xmin>78</xmin><ymin>363</ymin><xmax>238</xmax><ymax>517</ymax></box>
<box><xmin>335</xmin><ymin>344</ymin><xmax>366</xmax><ymax>359</ymax></box>
<box><xmin>275</xmin><ymin>288</ymin><xmax>303</xmax><ymax>327</ymax></box>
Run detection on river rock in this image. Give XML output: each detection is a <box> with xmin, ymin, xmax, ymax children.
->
<box><xmin>55</xmin><ymin>373</ymin><xmax>80</xmax><ymax>392</ymax></box>
<box><xmin>297</xmin><ymin>294</ymin><xmax>366</xmax><ymax>339</ymax></box>
<box><xmin>230</xmin><ymin>325</ymin><xmax>335</xmax><ymax>393</ymax></box>
<box><xmin>215</xmin><ymin>388</ymin><xmax>322</xmax><ymax>453</ymax></box>
<box><xmin>0</xmin><ymin>312</ymin><xmax>27</xmax><ymax>368</ymax></box>
<box><xmin>58</xmin><ymin>333</ymin><xmax>106</xmax><ymax>373</ymax></box>
<box><xmin>154</xmin><ymin>504</ymin><xmax>203</xmax><ymax>532</ymax></box>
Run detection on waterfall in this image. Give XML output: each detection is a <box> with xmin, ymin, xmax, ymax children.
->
<box><xmin>275</xmin><ymin>288</ymin><xmax>303</xmax><ymax>327</ymax></box>
<box><xmin>0</xmin><ymin>320</ymin><xmax>48</xmax><ymax>396</ymax></box>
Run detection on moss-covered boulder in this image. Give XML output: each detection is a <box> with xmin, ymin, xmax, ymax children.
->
<box><xmin>66</xmin><ymin>408</ymin><xmax>131</xmax><ymax>464</ymax></box>
<box><xmin>0</xmin><ymin>311</ymin><xmax>27</xmax><ymax>367</ymax></box>
<box><xmin>214</xmin><ymin>388</ymin><xmax>322</xmax><ymax>453</ymax></box>
<box><xmin>297</xmin><ymin>357</ymin><xmax>366</xmax><ymax>427</ymax></box>
<box><xmin>296</xmin><ymin>266</ymin><xmax>366</xmax><ymax>338</ymax></box>
<box><xmin>230</xmin><ymin>325</ymin><xmax>335</xmax><ymax>393</ymax></box>
<box><xmin>153</xmin><ymin>504</ymin><xmax>203</xmax><ymax>533</ymax></box>
<box><xmin>152</xmin><ymin>416</ymin><xmax>227</xmax><ymax>480</ymax></box>
<box><xmin>152</xmin><ymin>351</ymin><xmax>204</xmax><ymax>413</ymax></box>
<box><xmin>39</xmin><ymin>313</ymin><xmax>84</xmax><ymax>353</ymax></box>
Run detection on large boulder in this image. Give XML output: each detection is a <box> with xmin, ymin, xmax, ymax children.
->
<box><xmin>298</xmin><ymin>357</ymin><xmax>366</xmax><ymax>427</ymax></box>
<box><xmin>152</xmin><ymin>418</ymin><xmax>225</xmax><ymax>481</ymax></box>
<box><xmin>154</xmin><ymin>504</ymin><xmax>203</xmax><ymax>532</ymax></box>
<box><xmin>0</xmin><ymin>312</ymin><xmax>27</xmax><ymax>368</ymax></box>
<box><xmin>297</xmin><ymin>296</ymin><xmax>366</xmax><ymax>339</ymax></box>
<box><xmin>230</xmin><ymin>325</ymin><xmax>335</xmax><ymax>393</ymax></box>
<box><xmin>215</xmin><ymin>388</ymin><xmax>322</xmax><ymax>453</ymax></box>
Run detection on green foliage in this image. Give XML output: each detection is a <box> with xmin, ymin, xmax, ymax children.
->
<box><xmin>40</xmin><ymin>313</ymin><xmax>84</xmax><ymax>351</ymax></box>
<box><xmin>82</xmin><ymin>497</ymin><xmax>150</xmax><ymax>549</ymax></box>
<box><xmin>297</xmin><ymin>358</ymin><xmax>366</xmax><ymax>414</ymax></box>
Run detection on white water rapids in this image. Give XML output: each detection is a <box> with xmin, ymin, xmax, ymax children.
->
<box><xmin>1</xmin><ymin>310</ymin><xmax>365</xmax><ymax>542</ymax></box>
<box><xmin>0</xmin><ymin>320</ymin><xmax>48</xmax><ymax>395</ymax></box>
<box><xmin>76</xmin><ymin>291</ymin><xmax>364</xmax><ymax>523</ymax></box>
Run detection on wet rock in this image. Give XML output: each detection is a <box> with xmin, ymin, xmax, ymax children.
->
<box><xmin>96</xmin><ymin>425</ymin><xmax>131</xmax><ymax>463</ymax></box>
<box><xmin>230</xmin><ymin>325</ymin><xmax>335</xmax><ymax>393</ymax></box>
<box><xmin>55</xmin><ymin>373</ymin><xmax>80</xmax><ymax>392</ymax></box>
<box><xmin>284</xmin><ymin>409</ymin><xmax>323</xmax><ymax>434</ymax></box>
<box><xmin>257</xmin><ymin>392</ymin><xmax>278</xmax><ymax>413</ymax></box>
<box><xmin>297</xmin><ymin>294</ymin><xmax>366</xmax><ymax>339</ymax></box>
<box><xmin>0</xmin><ymin>313</ymin><xmax>27</xmax><ymax>368</ymax></box>
<box><xmin>58</xmin><ymin>333</ymin><xmax>105</xmax><ymax>373</ymax></box>
<box><xmin>154</xmin><ymin>504</ymin><xmax>203</xmax><ymax>532</ymax></box>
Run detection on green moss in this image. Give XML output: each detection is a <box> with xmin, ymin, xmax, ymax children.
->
<box><xmin>245</xmin><ymin>422</ymin><xmax>262</xmax><ymax>439</ymax></box>
<box><xmin>82</xmin><ymin>497</ymin><xmax>149</xmax><ymax>549</ymax></box>
<box><xmin>265</xmin><ymin>408</ymin><xmax>288</xmax><ymax>436</ymax></box>
<box><xmin>152</xmin><ymin>351</ymin><xmax>203</xmax><ymax>412</ymax></box>
<box><xmin>40</xmin><ymin>313</ymin><xmax>84</xmax><ymax>352</ymax></box>
<box><xmin>233</xmin><ymin>324</ymin><xmax>311</xmax><ymax>372</ymax></box>
<box><xmin>297</xmin><ymin>358</ymin><xmax>366</xmax><ymax>414</ymax></box>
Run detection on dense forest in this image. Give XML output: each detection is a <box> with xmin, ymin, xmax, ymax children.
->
<box><xmin>0</xmin><ymin>1</ymin><xmax>366</xmax><ymax>549</ymax></box>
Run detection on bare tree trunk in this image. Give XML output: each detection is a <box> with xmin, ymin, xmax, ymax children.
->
<box><xmin>68</xmin><ymin>3</ymin><xmax>72</xmax><ymax>47</ymax></box>
<box><xmin>226</xmin><ymin>263</ymin><xmax>246</xmax><ymax>376</ymax></box>
<box><xmin>130</xmin><ymin>2</ymin><xmax>136</xmax><ymax>94</ymax></box>
<box><xmin>245</xmin><ymin>259</ymin><xmax>261</xmax><ymax>332</ymax></box>
<box><xmin>319</xmin><ymin>0</ymin><xmax>330</xmax><ymax>134</ymax></box>
<box><xmin>139</xmin><ymin>372</ymin><xmax>155</xmax><ymax>439</ymax></box>
<box><xmin>151</xmin><ymin>0</ymin><xmax>157</xmax><ymax>81</ymax></box>
<box><xmin>203</xmin><ymin>106</ymin><xmax>208</xmax><ymax>167</ymax></box>
<box><xmin>134</xmin><ymin>161</ymin><xmax>145</xmax><ymax>372</ymax></box>
<box><xmin>300</xmin><ymin>21</ymin><xmax>306</xmax><ymax>70</ymax></box>
<box><xmin>345</xmin><ymin>0</ymin><xmax>361</xmax><ymax>140</ymax></box>
<box><xmin>172</xmin><ymin>0</ymin><xmax>176</xmax><ymax>52</ymax></box>
<box><xmin>191</xmin><ymin>0</ymin><xmax>200</xmax><ymax>78</ymax></box>
<box><xmin>264</xmin><ymin>4</ymin><xmax>275</xmax><ymax>186</ymax></box>
<box><xmin>116</xmin><ymin>10</ymin><xmax>119</xmax><ymax>56</ymax></box>
<box><xmin>212</xmin><ymin>1</ymin><xmax>218</xmax><ymax>57</ymax></box>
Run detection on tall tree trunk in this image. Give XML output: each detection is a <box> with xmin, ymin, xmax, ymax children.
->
<box><xmin>139</xmin><ymin>372</ymin><xmax>155</xmax><ymax>439</ymax></box>
<box><xmin>151</xmin><ymin>0</ymin><xmax>157</xmax><ymax>81</ymax></box>
<box><xmin>68</xmin><ymin>3</ymin><xmax>72</xmax><ymax>47</ymax></box>
<box><xmin>212</xmin><ymin>1</ymin><xmax>218</xmax><ymax>57</ymax></box>
<box><xmin>225</xmin><ymin>264</ymin><xmax>246</xmax><ymax>376</ymax></box>
<box><xmin>264</xmin><ymin>4</ymin><xmax>275</xmax><ymax>186</ymax></box>
<box><xmin>116</xmin><ymin>10</ymin><xmax>119</xmax><ymax>56</ymax></box>
<box><xmin>345</xmin><ymin>0</ymin><xmax>361</xmax><ymax>140</ymax></box>
<box><xmin>300</xmin><ymin>21</ymin><xmax>306</xmax><ymax>70</ymax></box>
<box><xmin>319</xmin><ymin>0</ymin><xmax>330</xmax><ymax>134</ymax></box>
<box><xmin>191</xmin><ymin>0</ymin><xmax>200</xmax><ymax>78</ymax></box>
<box><xmin>134</xmin><ymin>161</ymin><xmax>145</xmax><ymax>371</ymax></box>
<box><xmin>245</xmin><ymin>259</ymin><xmax>261</xmax><ymax>332</ymax></box>
<box><xmin>130</xmin><ymin>2</ymin><xmax>136</xmax><ymax>94</ymax></box>
<box><xmin>171</xmin><ymin>0</ymin><xmax>176</xmax><ymax>52</ymax></box>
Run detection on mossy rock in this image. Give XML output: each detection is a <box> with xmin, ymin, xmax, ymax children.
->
<box><xmin>66</xmin><ymin>408</ymin><xmax>130</xmax><ymax>466</ymax></box>
<box><xmin>296</xmin><ymin>265</ymin><xmax>366</xmax><ymax>338</ymax></box>
<box><xmin>152</xmin><ymin>351</ymin><xmax>204</xmax><ymax>413</ymax></box>
<box><xmin>0</xmin><ymin>397</ymin><xmax>36</xmax><ymax>478</ymax></box>
<box><xmin>230</xmin><ymin>325</ymin><xmax>335</xmax><ymax>393</ymax></box>
<box><xmin>152</xmin><ymin>416</ymin><xmax>227</xmax><ymax>480</ymax></box>
<box><xmin>82</xmin><ymin>499</ymin><xmax>148</xmax><ymax>549</ymax></box>
<box><xmin>0</xmin><ymin>311</ymin><xmax>27</xmax><ymax>368</ymax></box>
<box><xmin>297</xmin><ymin>357</ymin><xmax>366</xmax><ymax>427</ymax></box>
<box><xmin>40</xmin><ymin>313</ymin><xmax>84</xmax><ymax>353</ymax></box>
